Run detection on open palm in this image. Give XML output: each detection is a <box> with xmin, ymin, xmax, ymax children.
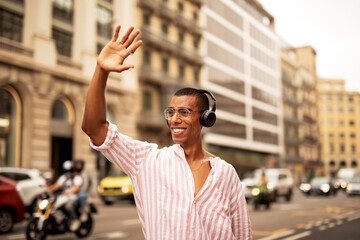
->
<box><xmin>97</xmin><ymin>25</ymin><xmax>142</xmax><ymax>73</ymax></box>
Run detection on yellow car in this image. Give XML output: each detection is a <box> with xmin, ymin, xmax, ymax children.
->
<box><xmin>97</xmin><ymin>167</ymin><xmax>134</xmax><ymax>205</ymax></box>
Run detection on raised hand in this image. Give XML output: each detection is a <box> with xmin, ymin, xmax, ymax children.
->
<box><xmin>97</xmin><ymin>25</ymin><xmax>142</xmax><ymax>73</ymax></box>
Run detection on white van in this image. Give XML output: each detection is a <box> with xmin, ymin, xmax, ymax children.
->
<box><xmin>253</xmin><ymin>168</ymin><xmax>294</xmax><ymax>202</ymax></box>
<box><xmin>335</xmin><ymin>168</ymin><xmax>360</xmax><ymax>190</ymax></box>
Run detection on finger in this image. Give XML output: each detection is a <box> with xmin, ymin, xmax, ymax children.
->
<box><xmin>127</xmin><ymin>40</ymin><xmax>143</xmax><ymax>55</ymax></box>
<box><xmin>123</xmin><ymin>29</ymin><xmax>140</xmax><ymax>48</ymax></box>
<box><xmin>115</xmin><ymin>64</ymin><xmax>134</xmax><ymax>73</ymax></box>
<box><xmin>119</xmin><ymin>26</ymin><xmax>134</xmax><ymax>45</ymax></box>
<box><xmin>112</xmin><ymin>25</ymin><xmax>121</xmax><ymax>42</ymax></box>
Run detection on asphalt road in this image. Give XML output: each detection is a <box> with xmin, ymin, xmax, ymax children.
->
<box><xmin>2</xmin><ymin>190</ymin><xmax>360</xmax><ymax>240</ymax></box>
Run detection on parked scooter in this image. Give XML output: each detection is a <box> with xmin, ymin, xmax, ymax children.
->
<box><xmin>25</xmin><ymin>192</ymin><xmax>97</xmax><ymax>240</ymax></box>
<box><xmin>251</xmin><ymin>185</ymin><xmax>272</xmax><ymax>210</ymax></box>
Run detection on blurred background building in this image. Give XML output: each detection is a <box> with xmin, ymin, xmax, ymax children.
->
<box><xmin>318</xmin><ymin>78</ymin><xmax>360</xmax><ymax>177</ymax></box>
<box><xmin>281</xmin><ymin>46</ymin><xmax>321</xmax><ymax>184</ymax></box>
<box><xmin>202</xmin><ymin>0</ymin><xmax>283</xmax><ymax>176</ymax></box>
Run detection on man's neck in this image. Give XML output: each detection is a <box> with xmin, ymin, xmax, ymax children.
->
<box><xmin>182</xmin><ymin>142</ymin><xmax>206</xmax><ymax>162</ymax></box>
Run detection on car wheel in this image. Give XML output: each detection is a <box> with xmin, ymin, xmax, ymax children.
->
<box><xmin>0</xmin><ymin>209</ymin><xmax>14</xmax><ymax>233</ymax></box>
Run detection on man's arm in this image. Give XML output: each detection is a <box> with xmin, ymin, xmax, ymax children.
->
<box><xmin>81</xmin><ymin>25</ymin><xmax>142</xmax><ymax>146</ymax></box>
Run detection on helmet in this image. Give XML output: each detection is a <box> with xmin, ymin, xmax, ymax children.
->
<box><xmin>74</xmin><ymin>159</ymin><xmax>85</xmax><ymax>172</ymax></box>
<box><xmin>62</xmin><ymin>160</ymin><xmax>73</xmax><ymax>172</ymax></box>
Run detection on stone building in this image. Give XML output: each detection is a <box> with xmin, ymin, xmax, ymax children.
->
<box><xmin>318</xmin><ymin>78</ymin><xmax>360</xmax><ymax>176</ymax></box>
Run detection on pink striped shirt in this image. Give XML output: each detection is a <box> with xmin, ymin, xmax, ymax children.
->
<box><xmin>91</xmin><ymin>123</ymin><xmax>252</xmax><ymax>239</ymax></box>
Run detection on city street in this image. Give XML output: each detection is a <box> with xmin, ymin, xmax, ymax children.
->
<box><xmin>2</xmin><ymin>190</ymin><xmax>360</xmax><ymax>240</ymax></box>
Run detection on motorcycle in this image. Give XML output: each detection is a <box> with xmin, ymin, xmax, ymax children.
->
<box><xmin>251</xmin><ymin>185</ymin><xmax>272</xmax><ymax>210</ymax></box>
<box><xmin>25</xmin><ymin>192</ymin><xmax>97</xmax><ymax>240</ymax></box>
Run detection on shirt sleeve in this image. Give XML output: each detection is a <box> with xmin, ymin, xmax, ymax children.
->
<box><xmin>57</xmin><ymin>175</ymin><xmax>66</xmax><ymax>186</ymax></box>
<box><xmin>230</xmin><ymin>170</ymin><xmax>252</xmax><ymax>240</ymax></box>
<box><xmin>73</xmin><ymin>175</ymin><xmax>83</xmax><ymax>186</ymax></box>
<box><xmin>89</xmin><ymin>121</ymin><xmax>158</xmax><ymax>178</ymax></box>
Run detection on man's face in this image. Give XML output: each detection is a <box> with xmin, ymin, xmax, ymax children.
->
<box><xmin>167</xmin><ymin>95</ymin><xmax>202</xmax><ymax>146</ymax></box>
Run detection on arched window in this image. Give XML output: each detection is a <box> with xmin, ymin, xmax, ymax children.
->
<box><xmin>329</xmin><ymin>160</ymin><xmax>335</xmax><ymax>167</ymax></box>
<box><xmin>351</xmin><ymin>160</ymin><xmax>357</xmax><ymax>167</ymax></box>
<box><xmin>340</xmin><ymin>160</ymin><xmax>346</xmax><ymax>167</ymax></box>
<box><xmin>0</xmin><ymin>86</ymin><xmax>22</xmax><ymax>167</ymax></box>
<box><xmin>51</xmin><ymin>97</ymin><xmax>74</xmax><ymax>137</ymax></box>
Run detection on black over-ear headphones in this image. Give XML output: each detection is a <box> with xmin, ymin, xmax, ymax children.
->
<box><xmin>166</xmin><ymin>89</ymin><xmax>217</xmax><ymax>128</ymax></box>
<box><xmin>200</xmin><ymin>89</ymin><xmax>216</xmax><ymax>127</ymax></box>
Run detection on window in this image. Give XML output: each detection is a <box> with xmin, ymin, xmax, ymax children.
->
<box><xmin>350</xmin><ymin>121</ymin><xmax>355</xmax><ymax>126</ymax></box>
<box><xmin>329</xmin><ymin>133</ymin><xmax>334</xmax><ymax>138</ymax></box>
<box><xmin>52</xmin><ymin>28</ymin><xmax>72</xmax><ymax>57</ymax></box>
<box><xmin>178</xmin><ymin>2</ymin><xmax>183</xmax><ymax>13</ymax></box>
<box><xmin>0</xmin><ymin>8</ymin><xmax>23</xmax><ymax>42</ymax></box>
<box><xmin>194</xmin><ymin>70</ymin><xmax>199</xmax><ymax>84</ymax></box>
<box><xmin>349</xmin><ymin>97</ymin><xmax>353</xmax><ymax>102</ymax></box>
<box><xmin>350</xmin><ymin>133</ymin><xmax>356</xmax><ymax>138</ymax></box>
<box><xmin>161</xmin><ymin>22</ymin><xmax>168</xmax><ymax>35</ymax></box>
<box><xmin>326</xmin><ymin>96</ymin><xmax>331</xmax><ymax>101</ymax></box>
<box><xmin>193</xmin><ymin>38</ymin><xmax>199</xmax><ymax>49</ymax></box>
<box><xmin>52</xmin><ymin>0</ymin><xmax>73</xmax><ymax>23</ymax></box>
<box><xmin>351</xmin><ymin>145</ymin><xmax>356</xmax><ymax>153</ymax></box>
<box><xmin>142</xmin><ymin>90</ymin><xmax>152</xmax><ymax>111</ymax></box>
<box><xmin>340</xmin><ymin>160</ymin><xmax>346</xmax><ymax>167</ymax></box>
<box><xmin>143</xmin><ymin>13</ymin><xmax>150</xmax><ymax>25</ymax></box>
<box><xmin>178</xmin><ymin>63</ymin><xmax>184</xmax><ymax>80</ymax></box>
<box><xmin>351</xmin><ymin>160</ymin><xmax>357</xmax><ymax>167</ymax></box>
<box><xmin>52</xmin><ymin>0</ymin><xmax>73</xmax><ymax>57</ymax></box>
<box><xmin>143</xmin><ymin>50</ymin><xmax>150</xmax><ymax>65</ymax></box>
<box><xmin>338</xmin><ymin>96</ymin><xmax>342</xmax><ymax>102</ymax></box>
<box><xmin>339</xmin><ymin>133</ymin><xmax>345</xmax><ymax>138</ymax></box>
<box><xmin>349</xmin><ymin>108</ymin><xmax>354</xmax><ymax>113</ymax></box>
<box><xmin>0</xmin><ymin>87</ymin><xmax>22</xmax><ymax>167</ymax></box>
<box><xmin>330</xmin><ymin>143</ymin><xmax>334</xmax><ymax>153</ymax></box>
<box><xmin>178</xmin><ymin>32</ymin><xmax>184</xmax><ymax>43</ymax></box>
<box><xmin>340</xmin><ymin>144</ymin><xmax>345</xmax><ymax>153</ymax></box>
<box><xmin>162</xmin><ymin>57</ymin><xmax>168</xmax><ymax>73</ymax></box>
<box><xmin>327</xmin><ymin>108</ymin><xmax>332</xmax><ymax>112</ymax></box>
<box><xmin>193</xmin><ymin>12</ymin><xmax>198</xmax><ymax>21</ymax></box>
<box><xmin>96</xmin><ymin>1</ymin><xmax>113</xmax><ymax>54</ymax></box>
<box><xmin>338</xmin><ymin>108</ymin><xmax>343</xmax><ymax>112</ymax></box>
<box><xmin>329</xmin><ymin>160</ymin><xmax>335</xmax><ymax>167</ymax></box>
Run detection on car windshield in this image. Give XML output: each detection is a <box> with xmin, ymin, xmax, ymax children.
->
<box><xmin>108</xmin><ymin>167</ymin><xmax>127</xmax><ymax>177</ymax></box>
<box><xmin>349</xmin><ymin>178</ymin><xmax>360</xmax><ymax>184</ymax></box>
<box><xmin>311</xmin><ymin>177</ymin><xmax>328</xmax><ymax>184</ymax></box>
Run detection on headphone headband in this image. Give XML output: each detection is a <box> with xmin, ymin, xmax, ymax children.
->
<box><xmin>201</xmin><ymin>89</ymin><xmax>216</xmax><ymax>112</ymax></box>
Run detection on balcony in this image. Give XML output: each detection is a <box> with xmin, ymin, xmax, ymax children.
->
<box><xmin>176</xmin><ymin>43</ymin><xmax>203</xmax><ymax>65</ymax></box>
<box><xmin>139</xmin><ymin>64</ymin><xmax>179</xmax><ymax>86</ymax></box>
<box><xmin>174</xmin><ymin>14</ymin><xmax>202</xmax><ymax>36</ymax></box>
<box><xmin>283</xmin><ymin>95</ymin><xmax>300</xmax><ymax>106</ymax></box>
<box><xmin>140</xmin><ymin>26</ymin><xmax>177</xmax><ymax>53</ymax></box>
<box><xmin>284</xmin><ymin>116</ymin><xmax>301</xmax><ymax>125</ymax></box>
<box><xmin>137</xmin><ymin>0</ymin><xmax>157</xmax><ymax>12</ymax></box>
<box><xmin>137</xmin><ymin>111</ymin><xmax>164</xmax><ymax>129</ymax></box>
<box><xmin>159</xmin><ymin>3</ymin><xmax>175</xmax><ymax>20</ymax></box>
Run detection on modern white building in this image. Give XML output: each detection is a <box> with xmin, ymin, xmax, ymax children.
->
<box><xmin>202</xmin><ymin>0</ymin><xmax>283</xmax><ymax>174</ymax></box>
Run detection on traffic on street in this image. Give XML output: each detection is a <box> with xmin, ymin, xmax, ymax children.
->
<box><xmin>1</xmin><ymin>188</ymin><xmax>359</xmax><ymax>240</ymax></box>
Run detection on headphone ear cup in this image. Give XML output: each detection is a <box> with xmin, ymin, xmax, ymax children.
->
<box><xmin>200</xmin><ymin>110</ymin><xmax>216</xmax><ymax>127</ymax></box>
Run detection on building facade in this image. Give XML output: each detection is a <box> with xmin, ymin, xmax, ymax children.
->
<box><xmin>318</xmin><ymin>78</ymin><xmax>360</xmax><ymax>176</ymax></box>
<box><xmin>0</xmin><ymin>0</ymin><xmax>141</xmax><ymax>180</ymax></box>
<box><xmin>202</xmin><ymin>0</ymin><xmax>283</xmax><ymax>175</ymax></box>
<box><xmin>281</xmin><ymin>46</ymin><xmax>321</xmax><ymax>183</ymax></box>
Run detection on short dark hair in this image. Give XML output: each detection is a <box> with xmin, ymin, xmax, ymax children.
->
<box><xmin>174</xmin><ymin>88</ymin><xmax>209</xmax><ymax>111</ymax></box>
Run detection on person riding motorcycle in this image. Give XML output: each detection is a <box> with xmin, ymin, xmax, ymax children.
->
<box><xmin>74</xmin><ymin>159</ymin><xmax>91</xmax><ymax>221</ymax></box>
<box><xmin>47</xmin><ymin>160</ymin><xmax>83</xmax><ymax>231</ymax></box>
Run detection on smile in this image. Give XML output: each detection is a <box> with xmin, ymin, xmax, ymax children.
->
<box><xmin>172</xmin><ymin>128</ymin><xmax>185</xmax><ymax>133</ymax></box>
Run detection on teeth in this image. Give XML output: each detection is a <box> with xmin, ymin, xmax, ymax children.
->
<box><xmin>173</xmin><ymin>129</ymin><xmax>185</xmax><ymax>133</ymax></box>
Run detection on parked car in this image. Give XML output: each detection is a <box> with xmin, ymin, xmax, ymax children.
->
<box><xmin>334</xmin><ymin>168</ymin><xmax>360</xmax><ymax>191</ymax></box>
<box><xmin>240</xmin><ymin>171</ymin><xmax>256</xmax><ymax>201</ymax></box>
<box><xmin>0</xmin><ymin>167</ymin><xmax>46</xmax><ymax>212</ymax></box>
<box><xmin>0</xmin><ymin>175</ymin><xmax>26</xmax><ymax>233</ymax></box>
<box><xmin>253</xmin><ymin>168</ymin><xmax>294</xmax><ymax>202</ymax></box>
<box><xmin>300</xmin><ymin>177</ymin><xmax>337</xmax><ymax>196</ymax></box>
<box><xmin>97</xmin><ymin>167</ymin><xmax>134</xmax><ymax>205</ymax></box>
<box><xmin>346</xmin><ymin>177</ymin><xmax>360</xmax><ymax>196</ymax></box>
